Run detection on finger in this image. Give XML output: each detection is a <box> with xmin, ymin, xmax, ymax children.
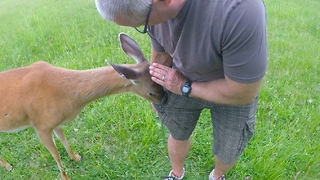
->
<box><xmin>149</xmin><ymin>70</ymin><xmax>163</xmax><ymax>79</ymax></box>
<box><xmin>151</xmin><ymin>76</ymin><xmax>165</xmax><ymax>86</ymax></box>
<box><xmin>151</xmin><ymin>63</ymin><xmax>170</xmax><ymax>71</ymax></box>
<box><xmin>150</xmin><ymin>66</ymin><xmax>169</xmax><ymax>79</ymax></box>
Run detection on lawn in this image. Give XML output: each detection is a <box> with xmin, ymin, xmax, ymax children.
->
<box><xmin>0</xmin><ymin>0</ymin><xmax>319</xmax><ymax>179</ymax></box>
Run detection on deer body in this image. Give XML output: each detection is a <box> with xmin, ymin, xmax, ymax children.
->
<box><xmin>1</xmin><ymin>61</ymin><xmax>131</xmax><ymax>132</ymax></box>
<box><xmin>0</xmin><ymin>33</ymin><xmax>164</xmax><ymax>180</ymax></box>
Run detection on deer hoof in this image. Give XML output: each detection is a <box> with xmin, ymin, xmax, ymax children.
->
<box><xmin>73</xmin><ymin>154</ymin><xmax>82</xmax><ymax>161</ymax></box>
<box><xmin>5</xmin><ymin>164</ymin><xmax>13</xmax><ymax>171</ymax></box>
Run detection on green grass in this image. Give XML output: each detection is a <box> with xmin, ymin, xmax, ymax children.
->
<box><xmin>0</xmin><ymin>0</ymin><xmax>319</xmax><ymax>179</ymax></box>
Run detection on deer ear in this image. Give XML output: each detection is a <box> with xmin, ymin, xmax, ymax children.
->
<box><xmin>109</xmin><ymin>63</ymin><xmax>139</xmax><ymax>79</ymax></box>
<box><xmin>118</xmin><ymin>33</ymin><xmax>146</xmax><ymax>64</ymax></box>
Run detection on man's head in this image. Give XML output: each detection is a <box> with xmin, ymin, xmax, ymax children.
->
<box><xmin>95</xmin><ymin>0</ymin><xmax>185</xmax><ymax>31</ymax></box>
<box><xmin>95</xmin><ymin>0</ymin><xmax>152</xmax><ymax>27</ymax></box>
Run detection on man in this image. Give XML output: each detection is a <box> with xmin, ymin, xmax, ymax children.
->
<box><xmin>95</xmin><ymin>0</ymin><xmax>267</xmax><ymax>179</ymax></box>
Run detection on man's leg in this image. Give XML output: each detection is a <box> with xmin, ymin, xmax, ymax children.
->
<box><xmin>211</xmin><ymin>155</ymin><xmax>235</xmax><ymax>178</ymax></box>
<box><xmin>168</xmin><ymin>134</ymin><xmax>190</xmax><ymax>178</ymax></box>
<box><xmin>209</xmin><ymin>97</ymin><xmax>259</xmax><ymax>179</ymax></box>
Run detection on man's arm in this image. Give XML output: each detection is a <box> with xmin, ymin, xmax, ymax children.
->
<box><xmin>149</xmin><ymin>62</ymin><xmax>262</xmax><ymax>105</ymax></box>
<box><xmin>191</xmin><ymin>75</ymin><xmax>262</xmax><ymax>105</ymax></box>
<box><xmin>151</xmin><ymin>48</ymin><xmax>173</xmax><ymax>67</ymax></box>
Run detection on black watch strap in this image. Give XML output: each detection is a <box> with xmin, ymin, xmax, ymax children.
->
<box><xmin>181</xmin><ymin>81</ymin><xmax>192</xmax><ymax>97</ymax></box>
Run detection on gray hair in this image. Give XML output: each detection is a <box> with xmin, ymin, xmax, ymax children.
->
<box><xmin>95</xmin><ymin>0</ymin><xmax>152</xmax><ymax>24</ymax></box>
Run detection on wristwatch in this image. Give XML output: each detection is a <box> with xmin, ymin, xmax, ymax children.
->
<box><xmin>181</xmin><ymin>81</ymin><xmax>192</xmax><ymax>97</ymax></box>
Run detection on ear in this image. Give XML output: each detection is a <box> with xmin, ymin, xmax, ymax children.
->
<box><xmin>109</xmin><ymin>63</ymin><xmax>139</xmax><ymax>79</ymax></box>
<box><xmin>118</xmin><ymin>33</ymin><xmax>146</xmax><ymax>64</ymax></box>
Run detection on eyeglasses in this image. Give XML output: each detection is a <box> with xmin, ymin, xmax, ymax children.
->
<box><xmin>135</xmin><ymin>3</ymin><xmax>153</xmax><ymax>34</ymax></box>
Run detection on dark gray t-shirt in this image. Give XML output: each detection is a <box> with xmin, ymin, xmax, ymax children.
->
<box><xmin>148</xmin><ymin>0</ymin><xmax>267</xmax><ymax>83</ymax></box>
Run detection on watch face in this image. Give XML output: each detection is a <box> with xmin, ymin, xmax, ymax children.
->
<box><xmin>182</xmin><ymin>86</ymin><xmax>189</xmax><ymax>93</ymax></box>
<box><xmin>181</xmin><ymin>81</ymin><xmax>192</xmax><ymax>97</ymax></box>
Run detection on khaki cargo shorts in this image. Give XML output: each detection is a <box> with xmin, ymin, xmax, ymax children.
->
<box><xmin>153</xmin><ymin>90</ymin><xmax>258</xmax><ymax>164</ymax></box>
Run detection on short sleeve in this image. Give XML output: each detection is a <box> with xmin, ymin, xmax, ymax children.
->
<box><xmin>222</xmin><ymin>0</ymin><xmax>268</xmax><ymax>83</ymax></box>
<box><xmin>148</xmin><ymin>30</ymin><xmax>165</xmax><ymax>52</ymax></box>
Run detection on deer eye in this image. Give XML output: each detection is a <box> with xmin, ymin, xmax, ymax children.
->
<box><xmin>149</xmin><ymin>93</ymin><xmax>157</xmax><ymax>96</ymax></box>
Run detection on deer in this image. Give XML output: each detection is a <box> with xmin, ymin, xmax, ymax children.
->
<box><xmin>0</xmin><ymin>33</ymin><xmax>164</xmax><ymax>180</ymax></box>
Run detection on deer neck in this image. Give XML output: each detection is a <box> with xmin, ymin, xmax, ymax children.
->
<box><xmin>66</xmin><ymin>67</ymin><xmax>133</xmax><ymax>104</ymax></box>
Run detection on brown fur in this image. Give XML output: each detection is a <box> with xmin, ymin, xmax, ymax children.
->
<box><xmin>0</xmin><ymin>33</ymin><xmax>164</xmax><ymax>180</ymax></box>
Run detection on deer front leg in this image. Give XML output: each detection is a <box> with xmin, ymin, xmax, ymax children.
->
<box><xmin>36</xmin><ymin>129</ymin><xmax>70</xmax><ymax>180</ymax></box>
<box><xmin>54</xmin><ymin>127</ymin><xmax>82</xmax><ymax>161</ymax></box>
<box><xmin>0</xmin><ymin>157</ymin><xmax>13</xmax><ymax>171</ymax></box>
